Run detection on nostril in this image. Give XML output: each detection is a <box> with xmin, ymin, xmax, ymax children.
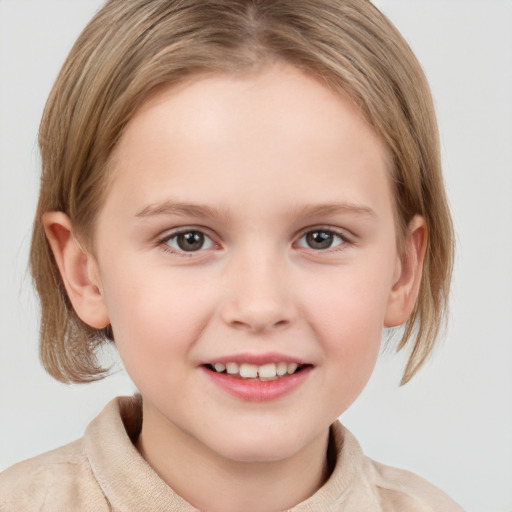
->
<box><xmin>229</xmin><ymin>318</ymin><xmax>290</xmax><ymax>332</ymax></box>
<box><xmin>231</xmin><ymin>320</ymin><xmax>250</xmax><ymax>330</ymax></box>
<box><xmin>220</xmin><ymin>298</ymin><xmax>297</xmax><ymax>332</ymax></box>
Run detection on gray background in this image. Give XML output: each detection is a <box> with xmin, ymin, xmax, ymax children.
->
<box><xmin>1</xmin><ymin>1</ymin><xmax>511</xmax><ymax>510</ymax></box>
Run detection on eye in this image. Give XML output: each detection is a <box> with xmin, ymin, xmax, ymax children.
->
<box><xmin>163</xmin><ymin>230</ymin><xmax>215</xmax><ymax>252</ymax></box>
<box><xmin>296</xmin><ymin>229</ymin><xmax>345</xmax><ymax>250</ymax></box>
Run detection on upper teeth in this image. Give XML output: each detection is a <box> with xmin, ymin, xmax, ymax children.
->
<box><xmin>212</xmin><ymin>362</ymin><xmax>300</xmax><ymax>379</ymax></box>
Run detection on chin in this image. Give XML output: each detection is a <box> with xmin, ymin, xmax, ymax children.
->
<box><xmin>207</xmin><ymin>427</ymin><xmax>317</xmax><ymax>464</ymax></box>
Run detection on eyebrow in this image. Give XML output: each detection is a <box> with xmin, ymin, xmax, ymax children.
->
<box><xmin>135</xmin><ymin>201</ymin><xmax>228</xmax><ymax>219</ymax></box>
<box><xmin>135</xmin><ymin>200</ymin><xmax>376</xmax><ymax>220</ymax></box>
<box><xmin>289</xmin><ymin>202</ymin><xmax>377</xmax><ymax>219</ymax></box>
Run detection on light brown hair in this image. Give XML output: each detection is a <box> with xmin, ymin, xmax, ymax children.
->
<box><xmin>30</xmin><ymin>0</ymin><xmax>454</xmax><ymax>385</ymax></box>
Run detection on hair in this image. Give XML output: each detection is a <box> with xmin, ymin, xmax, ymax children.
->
<box><xmin>30</xmin><ymin>0</ymin><xmax>454</xmax><ymax>385</ymax></box>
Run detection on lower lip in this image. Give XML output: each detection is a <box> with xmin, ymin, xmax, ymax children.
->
<box><xmin>202</xmin><ymin>367</ymin><xmax>312</xmax><ymax>402</ymax></box>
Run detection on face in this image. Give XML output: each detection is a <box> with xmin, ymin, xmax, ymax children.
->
<box><xmin>89</xmin><ymin>64</ymin><xmax>404</xmax><ymax>463</ymax></box>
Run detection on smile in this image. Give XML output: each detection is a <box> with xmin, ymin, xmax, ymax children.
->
<box><xmin>205</xmin><ymin>362</ymin><xmax>304</xmax><ymax>381</ymax></box>
<box><xmin>201</xmin><ymin>357</ymin><xmax>313</xmax><ymax>402</ymax></box>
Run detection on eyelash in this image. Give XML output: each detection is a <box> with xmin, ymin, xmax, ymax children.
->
<box><xmin>158</xmin><ymin>228</ymin><xmax>217</xmax><ymax>257</ymax></box>
<box><xmin>157</xmin><ymin>226</ymin><xmax>352</xmax><ymax>257</ymax></box>
<box><xmin>295</xmin><ymin>228</ymin><xmax>348</xmax><ymax>251</ymax></box>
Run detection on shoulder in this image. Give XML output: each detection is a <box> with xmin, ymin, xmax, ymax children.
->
<box><xmin>364</xmin><ymin>457</ymin><xmax>465</xmax><ymax>511</ymax></box>
<box><xmin>324</xmin><ymin>422</ymin><xmax>465</xmax><ymax>512</ymax></box>
<box><xmin>0</xmin><ymin>439</ymin><xmax>108</xmax><ymax>512</ymax></box>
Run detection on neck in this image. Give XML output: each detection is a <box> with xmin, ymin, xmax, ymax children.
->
<box><xmin>136</xmin><ymin>401</ymin><xmax>331</xmax><ymax>512</ymax></box>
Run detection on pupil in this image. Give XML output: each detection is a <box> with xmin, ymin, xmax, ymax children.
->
<box><xmin>306</xmin><ymin>231</ymin><xmax>333</xmax><ymax>249</ymax></box>
<box><xmin>177</xmin><ymin>231</ymin><xmax>204</xmax><ymax>251</ymax></box>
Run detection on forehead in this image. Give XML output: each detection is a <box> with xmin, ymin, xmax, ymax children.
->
<box><xmin>104</xmin><ymin>63</ymin><xmax>392</xmax><ymax>222</ymax></box>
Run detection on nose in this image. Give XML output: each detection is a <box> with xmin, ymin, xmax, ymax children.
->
<box><xmin>220</xmin><ymin>250</ymin><xmax>298</xmax><ymax>334</ymax></box>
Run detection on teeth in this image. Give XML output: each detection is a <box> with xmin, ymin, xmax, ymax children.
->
<box><xmin>258</xmin><ymin>363</ymin><xmax>276</xmax><ymax>379</ymax></box>
<box><xmin>287</xmin><ymin>363</ymin><xmax>298</xmax><ymax>374</ymax></box>
<box><xmin>239</xmin><ymin>363</ymin><xmax>258</xmax><ymax>378</ymax></box>
<box><xmin>226</xmin><ymin>362</ymin><xmax>239</xmax><ymax>375</ymax></box>
<box><xmin>276</xmin><ymin>362</ymin><xmax>288</xmax><ymax>376</ymax></box>
<box><xmin>210</xmin><ymin>361</ymin><xmax>302</xmax><ymax>379</ymax></box>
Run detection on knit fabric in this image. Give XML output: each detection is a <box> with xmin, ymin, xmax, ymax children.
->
<box><xmin>0</xmin><ymin>396</ymin><xmax>464</xmax><ymax>511</ymax></box>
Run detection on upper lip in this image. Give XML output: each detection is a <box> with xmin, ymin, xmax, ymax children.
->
<box><xmin>199</xmin><ymin>352</ymin><xmax>311</xmax><ymax>367</ymax></box>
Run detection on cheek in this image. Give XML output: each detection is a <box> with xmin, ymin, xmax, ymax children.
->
<box><xmin>98</xmin><ymin>262</ymin><xmax>215</xmax><ymax>368</ymax></box>
<box><xmin>297</xmin><ymin>261</ymin><xmax>393</xmax><ymax>379</ymax></box>
<box><xmin>300</xmin><ymin>260</ymin><xmax>393</xmax><ymax>336</ymax></box>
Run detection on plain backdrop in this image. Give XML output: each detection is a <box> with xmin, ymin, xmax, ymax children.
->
<box><xmin>1</xmin><ymin>1</ymin><xmax>511</xmax><ymax>511</ymax></box>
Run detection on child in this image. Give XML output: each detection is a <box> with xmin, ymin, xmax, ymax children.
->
<box><xmin>0</xmin><ymin>0</ymin><xmax>464</xmax><ymax>510</ymax></box>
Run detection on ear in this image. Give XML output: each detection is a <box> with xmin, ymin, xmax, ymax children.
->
<box><xmin>384</xmin><ymin>215</ymin><xmax>427</xmax><ymax>327</ymax></box>
<box><xmin>42</xmin><ymin>212</ymin><xmax>110</xmax><ymax>329</ymax></box>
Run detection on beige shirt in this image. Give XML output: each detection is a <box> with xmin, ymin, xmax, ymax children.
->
<box><xmin>0</xmin><ymin>396</ymin><xmax>464</xmax><ymax>511</ymax></box>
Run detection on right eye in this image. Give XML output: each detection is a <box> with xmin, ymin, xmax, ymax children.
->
<box><xmin>296</xmin><ymin>229</ymin><xmax>346</xmax><ymax>251</ymax></box>
<box><xmin>162</xmin><ymin>230</ymin><xmax>215</xmax><ymax>253</ymax></box>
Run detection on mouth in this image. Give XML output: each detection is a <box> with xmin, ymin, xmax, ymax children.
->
<box><xmin>203</xmin><ymin>361</ymin><xmax>311</xmax><ymax>381</ymax></box>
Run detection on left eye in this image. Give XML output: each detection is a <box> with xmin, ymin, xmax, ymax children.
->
<box><xmin>164</xmin><ymin>230</ymin><xmax>215</xmax><ymax>252</ymax></box>
<box><xmin>296</xmin><ymin>229</ymin><xmax>345</xmax><ymax>250</ymax></box>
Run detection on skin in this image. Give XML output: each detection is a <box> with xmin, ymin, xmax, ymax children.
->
<box><xmin>44</xmin><ymin>63</ymin><xmax>426</xmax><ymax>512</ymax></box>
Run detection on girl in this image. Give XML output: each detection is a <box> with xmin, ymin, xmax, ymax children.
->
<box><xmin>1</xmin><ymin>0</ymin><xmax>464</xmax><ymax>510</ymax></box>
